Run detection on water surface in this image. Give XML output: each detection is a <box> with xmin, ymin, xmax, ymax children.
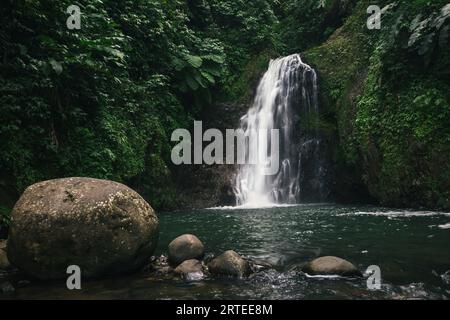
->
<box><xmin>3</xmin><ymin>204</ymin><xmax>450</xmax><ymax>299</ymax></box>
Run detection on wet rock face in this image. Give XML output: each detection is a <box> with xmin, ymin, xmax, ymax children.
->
<box><xmin>207</xmin><ymin>250</ymin><xmax>252</xmax><ymax>278</ymax></box>
<box><xmin>172</xmin><ymin>102</ymin><xmax>247</xmax><ymax>209</ymax></box>
<box><xmin>301</xmin><ymin>256</ymin><xmax>362</xmax><ymax>277</ymax></box>
<box><xmin>168</xmin><ymin>234</ymin><xmax>205</xmax><ymax>266</ymax></box>
<box><xmin>298</xmin><ymin>139</ymin><xmax>331</xmax><ymax>202</ymax></box>
<box><xmin>7</xmin><ymin>177</ymin><xmax>159</xmax><ymax>280</ymax></box>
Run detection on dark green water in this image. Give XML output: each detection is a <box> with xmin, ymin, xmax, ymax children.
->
<box><xmin>3</xmin><ymin>204</ymin><xmax>450</xmax><ymax>299</ymax></box>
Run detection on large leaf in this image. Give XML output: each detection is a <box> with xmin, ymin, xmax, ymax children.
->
<box><xmin>201</xmin><ymin>71</ymin><xmax>215</xmax><ymax>84</ymax></box>
<box><xmin>203</xmin><ymin>66</ymin><xmax>222</xmax><ymax>77</ymax></box>
<box><xmin>193</xmin><ymin>71</ymin><xmax>207</xmax><ymax>88</ymax></box>
<box><xmin>184</xmin><ymin>54</ymin><xmax>203</xmax><ymax>68</ymax></box>
<box><xmin>49</xmin><ymin>59</ymin><xmax>63</xmax><ymax>75</ymax></box>
<box><xmin>202</xmin><ymin>54</ymin><xmax>225</xmax><ymax>64</ymax></box>
<box><xmin>104</xmin><ymin>47</ymin><xmax>125</xmax><ymax>60</ymax></box>
<box><xmin>185</xmin><ymin>74</ymin><xmax>199</xmax><ymax>90</ymax></box>
<box><xmin>172</xmin><ymin>57</ymin><xmax>186</xmax><ymax>71</ymax></box>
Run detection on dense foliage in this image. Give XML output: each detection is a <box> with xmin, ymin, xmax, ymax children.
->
<box><xmin>354</xmin><ymin>1</ymin><xmax>450</xmax><ymax>208</ymax></box>
<box><xmin>305</xmin><ymin>0</ymin><xmax>450</xmax><ymax>209</ymax></box>
<box><xmin>0</xmin><ymin>0</ymin><xmax>449</xmax><ymax>230</ymax></box>
<box><xmin>0</xmin><ymin>0</ymin><xmax>281</xmax><ymax>225</ymax></box>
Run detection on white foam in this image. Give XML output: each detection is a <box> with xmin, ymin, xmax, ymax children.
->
<box><xmin>438</xmin><ymin>223</ymin><xmax>450</xmax><ymax>229</ymax></box>
<box><xmin>303</xmin><ymin>273</ymin><xmax>344</xmax><ymax>279</ymax></box>
<box><xmin>339</xmin><ymin>210</ymin><xmax>450</xmax><ymax>218</ymax></box>
<box><xmin>207</xmin><ymin>203</ymin><xmax>298</xmax><ymax>210</ymax></box>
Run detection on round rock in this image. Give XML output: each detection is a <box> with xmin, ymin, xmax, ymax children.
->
<box><xmin>301</xmin><ymin>256</ymin><xmax>362</xmax><ymax>277</ymax></box>
<box><xmin>168</xmin><ymin>234</ymin><xmax>204</xmax><ymax>266</ymax></box>
<box><xmin>7</xmin><ymin>177</ymin><xmax>159</xmax><ymax>280</ymax></box>
<box><xmin>174</xmin><ymin>259</ymin><xmax>204</xmax><ymax>281</ymax></box>
<box><xmin>207</xmin><ymin>250</ymin><xmax>251</xmax><ymax>277</ymax></box>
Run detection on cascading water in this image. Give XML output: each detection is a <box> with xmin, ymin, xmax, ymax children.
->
<box><xmin>233</xmin><ymin>54</ymin><xmax>328</xmax><ymax>207</ymax></box>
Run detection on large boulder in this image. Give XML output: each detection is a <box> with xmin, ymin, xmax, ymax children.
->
<box><xmin>207</xmin><ymin>250</ymin><xmax>252</xmax><ymax>277</ymax></box>
<box><xmin>168</xmin><ymin>234</ymin><xmax>204</xmax><ymax>266</ymax></box>
<box><xmin>301</xmin><ymin>256</ymin><xmax>362</xmax><ymax>277</ymax></box>
<box><xmin>7</xmin><ymin>177</ymin><xmax>159</xmax><ymax>280</ymax></box>
<box><xmin>174</xmin><ymin>259</ymin><xmax>204</xmax><ymax>281</ymax></box>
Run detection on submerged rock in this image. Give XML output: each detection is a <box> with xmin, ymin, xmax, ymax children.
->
<box><xmin>0</xmin><ymin>281</ymin><xmax>15</xmax><ymax>295</ymax></box>
<box><xmin>250</xmin><ymin>259</ymin><xmax>274</xmax><ymax>273</ymax></box>
<box><xmin>168</xmin><ymin>234</ymin><xmax>204</xmax><ymax>266</ymax></box>
<box><xmin>208</xmin><ymin>250</ymin><xmax>252</xmax><ymax>277</ymax></box>
<box><xmin>441</xmin><ymin>270</ymin><xmax>450</xmax><ymax>285</ymax></box>
<box><xmin>302</xmin><ymin>256</ymin><xmax>362</xmax><ymax>277</ymax></box>
<box><xmin>145</xmin><ymin>255</ymin><xmax>178</xmax><ymax>281</ymax></box>
<box><xmin>174</xmin><ymin>259</ymin><xmax>204</xmax><ymax>281</ymax></box>
<box><xmin>0</xmin><ymin>240</ymin><xmax>10</xmax><ymax>269</ymax></box>
<box><xmin>7</xmin><ymin>177</ymin><xmax>159</xmax><ymax>280</ymax></box>
<box><xmin>148</xmin><ymin>255</ymin><xmax>173</xmax><ymax>275</ymax></box>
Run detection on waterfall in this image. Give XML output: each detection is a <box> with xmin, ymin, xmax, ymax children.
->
<box><xmin>233</xmin><ymin>54</ymin><xmax>327</xmax><ymax>207</ymax></box>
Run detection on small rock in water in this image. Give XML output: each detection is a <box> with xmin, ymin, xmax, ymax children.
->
<box><xmin>147</xmin><ymin>255</ymin><xmax>174</xmax><ymax>277</ymax></box>
<box><xmin>441</xmin><ymin>270</ymin><xmax>450</xmax><ymax>285</ymax></box>
<box><xmin>16</xmin><ymin>280</ymin><xmax>31</xmax><ymax>287</ymax></box>
<box><xmin>184</xmin><ymin>271</ymin><xmax>204</xmax><ymax>282</ymax></box>
<box><xmin>203</xmin><ymin>252</ymin><xmax>215</xmax><ymax>264</ymax></box>
<box><xmin>208</xmin><ymin>250</ymin><xmax>252</xmax><ymax>278</ymax></box>
<box><xmin>168</xmin><ymin>234</ymin><xmax>205</xmax><ymax>266</ymax></box>
<box><xmin>0</xmin><ymin>281</ymin><xmax>15</xmax><ymax>295</ymax></box>
<box><xmin>174</xmin><ymin>259</ymin><xmax>204</xmax><ymax>281</ymax></box>
<box><xmin>301</xmin><ymin>256</ymin><xmax>362</xmax><ymax>277</ymax></box>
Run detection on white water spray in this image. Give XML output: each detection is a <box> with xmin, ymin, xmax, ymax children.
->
<box><xmin>234</xmin><ymin>54</ymin><xmax>325</xmax><ymax>207</ymax></box>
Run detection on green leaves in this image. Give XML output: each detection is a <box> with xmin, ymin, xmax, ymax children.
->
<box><xmin>185</xmin><ymin>54</ymin><xmax>203</xmax><ymax>68</ymax></box>
<box><xmin>202</xmin><ymin>54</ymin><xmax>225</xmax><ymax>64</ymax></box>
<box><xmin>169</xmin><ymin>43</ymin><xmax>225</xmax><ymax>113</ymax></box>
<box><xmin>185</xmin><ymin>74</ymin><xmax>200</xmax><ymax>90</ymax></box>
<box><xmin>200</xmin><ymin>71</ymin><xmax>215</xmax><ymax>84</ymax></box>
<box><xmin>104</xmin><ymin>47</ymin><xmax>125</xmax><ymax>61</ymax></box>
<box><xmin>0</xmin><ymin>206</ymin><xmax>11</xmax><ymax>228</ymax></box>
<box><xmin>405</xmin><ymin>3</ymin><xmax>450</xmax><ymax>65</ymax></box>
<box><xmin>49</xmin><ymin>59</ymin><xmax>62</xmax><ymax>75</ymax></box>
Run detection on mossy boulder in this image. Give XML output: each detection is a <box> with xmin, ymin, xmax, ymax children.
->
<box><xmin>7</xmin><ymin>177</ymin><xmax>159</xmax><ymax>280</ymax></box>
